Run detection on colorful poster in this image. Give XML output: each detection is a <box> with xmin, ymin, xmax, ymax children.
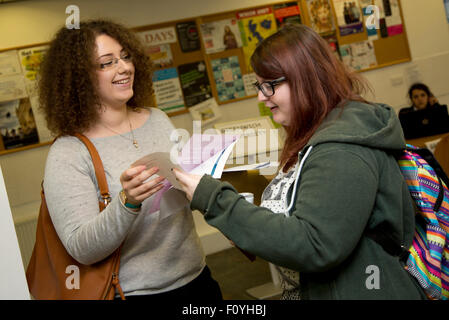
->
<box><xmin>178</xmin><ymin>61</ymin><xmax>212</xmax><ymax>107</ymax></box>
<box><xmin>273</xmin><ymin>2</ymin><xmax>302</xmax><ymax>28</ymax></box>
<box><xmin>200</xmin><ymin>18</ymin><xmax>242</xmax><ymax>54</ymax></box>
<box><xmin>18</xmin><ymin>45</ymin><xmax>48</xmax><ymax>97</ymax></box>
<box><xmin>339</xmin><ymin>40</ymin><xmax>377</xmax><ymax>71</ymax></box>
<box><xmin>152</xmin><ymin>68</ymin><xmax>186</xmax><ymax>114</ymax></box>
<box><xmin>384</xmin><ymin>0</ymin><xmax>403</xmax><ymax>36</ymax></box>
<box><xmin>333</xmin><ymin>0</ymin><xmax>364</xmax><ymax>36</ymax></box>
<box><xmin>237</xmin><ymin>7</ymin><xmax>278</xmax><ymax>72</ymax></box>
<box><xmin>145</xmin><ymin>44</ymin><xmax>173</xmax><ymax>69</ymax></box>
<box><xmin>176</xmin><ymin>21</ymin><xmax>201</xmax><ymax>52</ymax></box>
<box><xmin>211</xmin><ymin>56</ymin><xmax>245</xmax><ymax>102</ymax></box>
<box><xmin>306</xmin><ymin>0</ymin><xmax>336</xmax><ymax>35</ymax></box>
<box><xmin>0</xmin><ymin>98</ymin><xmax>39</xmax><ymax>150</ymax></box>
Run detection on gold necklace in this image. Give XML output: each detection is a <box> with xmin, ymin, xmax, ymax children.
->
<box><xmin>101</xmin><ymin>110</ymin><xmax>139</xmax><ymax>148</ymax></box>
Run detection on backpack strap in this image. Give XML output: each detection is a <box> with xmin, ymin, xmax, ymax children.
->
<box><xmin>73</xmin><ymin>133</ymin><xmax>111</xmax><ymax>207</ymax></box>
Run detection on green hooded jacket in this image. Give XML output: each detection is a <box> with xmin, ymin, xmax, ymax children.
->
<box><xmin>191</xmin><ymin>101</ymin><xmax>427</xmax><ymax>300</ymax></box>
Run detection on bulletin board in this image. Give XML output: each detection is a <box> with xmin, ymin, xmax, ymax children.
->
<box><xmin>0</xmin><ymin>0</ymin><xmax>410</xmax><ymax>155</ymax></box>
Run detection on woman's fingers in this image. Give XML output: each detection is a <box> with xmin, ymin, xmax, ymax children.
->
<box><xmin>172</xmin><ymin>168</ymin><xmax>202</xmax><ymax>201</ymax></box>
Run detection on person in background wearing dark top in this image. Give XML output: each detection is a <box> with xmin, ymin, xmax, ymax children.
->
<box><xmin>400</xmin><ymin>83</ymin><xmax>440</xmax><ymax>113</ymax></box>
<box><xmin>398</xmin><ymin>83</ymin><xmax>449</xmax><ymax>139</ymax></box>
<box><xmin>173</xmin><ymin>24</ymin><xmax>427</xmax><ymax>300</ymax></box>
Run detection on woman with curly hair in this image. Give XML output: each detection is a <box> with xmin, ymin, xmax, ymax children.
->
<box><xmin>39</xmin><ymin>19</ymin><xmax>221</xmax><ymax>300</ymax></box>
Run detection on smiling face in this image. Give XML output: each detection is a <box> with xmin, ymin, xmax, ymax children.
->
<box><xmin>256</xmin><ymin>75</ymin><xmax>293</xmax><ymax>126</ymax></box>
<box><xmin>94</xmin><ymin>34</ymin><xmax>135</xmax><ymax>110</ymax></box>
<box><xmin>411</xmin><ymin>89</ymin><xmax>429</xmax><ymax>110</ymax></box>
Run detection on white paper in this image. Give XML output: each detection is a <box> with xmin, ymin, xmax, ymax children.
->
<box><xmin>131</xmin><ymin>152</ymin><xmax>183</xmax><ymax>190</ymax></box>
<box><xmin>243</xmin><ymin>73</ymin><xmax>258</xmax><ymax>96</ymax></box>
<box><xmin>0</xmin><ymin>50</ymin><xmax>22</xmax><ymax>77</ymax></box>
<box><xmin>0</xmin><ymin>74</ymin><xmax>28</xmax><ymax>102</ymax></box>
<box><xmin>131</xmin><ymin>134</ymin><xmax>241</xmax><ymax>190</ymax></box>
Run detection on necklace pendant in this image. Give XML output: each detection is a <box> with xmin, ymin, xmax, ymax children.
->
<box><xmin>133</xmin><ymin>140</ymin><xmax>139</xmax><ymax>148</ymax></box>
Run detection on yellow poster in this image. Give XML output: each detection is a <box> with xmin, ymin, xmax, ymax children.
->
<box><xmin>18</xmin><ymin>45</ymin><xmax>48</xmax><ymax>97</ymax></box>
<box><xmin>237</xmin><ymin>7</ymin><xmax>277</xmax><ymax>72</ymax></box>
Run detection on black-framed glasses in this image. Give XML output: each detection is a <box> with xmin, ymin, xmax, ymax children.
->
<box><xmin>253</xmin><ymin>76</ymin><xmax>286</xmax><ymax>97</ymax></box>
<box><xmin>98</xmin><ymin>52</ymin><xmax>133</xmax><ymax>70</ymax></box>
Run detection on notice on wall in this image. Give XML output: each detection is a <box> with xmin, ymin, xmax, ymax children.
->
<box><xmin>136</xmin><ymin>27</ymin><xmax>177</xmax><ymax>47</ymax></box>
<box><xmin>176</xmin><ymin>21</ymin><xmax>201</xmax><ymax>52</ymax></box>
<box><xmin>306</xmin><ymin>0</ymin><xmax>335</xmax><ymax>35</ymax></box>
<box><xmin>211</xmin><ymin>56</ymin><xmax>245</xmax><ymax>102</ymax></box>
<box><xmin>152</xmin><ymin>68</ymin><xmax>186</xmax><ymax>114</ymax></box>
<box><xmin>0</xmin><ymin>50</ymin><xmax>22</xmax><ymax>77</ymax></box>
<box><xmin>273</xmin><ymin>2</ymin><xmax>302</xmax><ymax>28</ymax></box>
<box><xmin>332</xmin><ymin>0</ymin><xmax>364</xmax><ymax>36</ymax></box>
<box><xmin>237</xmin><ymin>7</ymin><xmax>278</xmax><ymax>72</ymax></box>
<box><xmin>0</xmin><ymin>166</ymin><xmax>30</xmax><ymax>299</ymax></box>
<box><xmin>0</xmin><ymin>74</ymin><xmax>28</xmax><ymax>103</ymax></box>
<box><xmin>18</xmin><ymin>45</ymin><xmax>48</xmax><ymax>97</ymax></box>
<box><xmin>200</xmin><ymin>18</ymin><xmax>243</xmax><ymax>54</ymax></box>
<box><xmin>339</xmin><ymin>40</ymin><xmax>377</xmax><ymax>71</ymax></box>
<box><xmin>178</xmin><ymin>61</ymin><xmax>212</xmax><ymax>107</ymax></box>
<box><xmin>0</xmin><ymin>98</ymin><xmax>40</xmax><ymax>150</ymax></box>
<box><xmin>384</xmin><ymin>0</ymin><xmax>403</xmax><ymax>36</ymax></box>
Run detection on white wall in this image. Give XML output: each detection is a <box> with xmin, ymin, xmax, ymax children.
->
<box><xmin>1</xmin><ymin>0</ymin><xmax>449</xmax><ymax>252</ymax></box>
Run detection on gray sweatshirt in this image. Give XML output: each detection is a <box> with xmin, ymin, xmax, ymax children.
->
<box><xmin>43</xmin><ymin>108</ymin><xmax>205</xmax><ymax>296</ymax></box>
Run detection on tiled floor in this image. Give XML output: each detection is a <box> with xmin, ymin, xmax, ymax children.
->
<box><xmin>206</xmin><ymin>247</ymin><xmax>281</xmax><ymax>300</ymax></box>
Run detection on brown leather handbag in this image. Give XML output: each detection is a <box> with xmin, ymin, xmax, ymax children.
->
<box><xmin>26</xmin><ymin>133</ymin><xmax>125</xmax><ymax>300</ymax></box>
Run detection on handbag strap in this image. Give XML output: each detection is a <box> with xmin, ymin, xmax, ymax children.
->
<box><xmin>73</xmin><ymin>133</ymin><xmax>111</xmax><ymax>207</ymax></box>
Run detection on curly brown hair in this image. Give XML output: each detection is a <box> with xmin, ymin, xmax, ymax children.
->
<box><xmin>38</xmin><ymin>19</ymin><xmax>154</xmax><ymax>136</ymax></box>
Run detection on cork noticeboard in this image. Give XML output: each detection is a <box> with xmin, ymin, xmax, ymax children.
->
<box><xmin>0</xmin><ymin>0</ymin><xmax>411</xmax><ymax>156</ymax></box>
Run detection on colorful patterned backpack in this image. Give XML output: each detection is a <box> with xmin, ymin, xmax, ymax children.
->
<box><xmin>368</xmin><ymin>145</ymin><xmax>449</xmax><ymax>300</ymax></box>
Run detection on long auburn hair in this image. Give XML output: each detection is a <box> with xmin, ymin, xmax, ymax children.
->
<box><xmin>251</xmin><ymin>24</ymin><xmax>369</xmax><ymax>172</ymax></box>
<box><xmin>39</xmin><ymin>19</ymin><xmax>153</xmax><ymax>136</ymax></box>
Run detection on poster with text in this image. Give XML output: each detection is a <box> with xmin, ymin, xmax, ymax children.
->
<box><xmin>145</xmin><ymin>44</ymin><xmax>173</xmax><ymax>69</ymax></box>
<box><xmin>273</xmin><ymin>2</ymin><xmax>302</xmax><ymax>28</ymax></box>
<box><xmin>0</xmin><ymin>74</ymin><xmax>28</xmax><ymax>103</ymax></box>
<box><xmin>211</xmin><ymin>56</ymin><xmax>245</xmax><ymax>102</ymax></box>
<box><xmin>152</xmin><ymin>68</ymin><xmax>186</xmax><ymax>114</ymax></box>
<box><xmin>333</xmin><ymin>0</ymin><xmax>364</xmax><ymax>36</ymax></box>
<box><xmin>0</xmin><ymin>50</ymin><xmax>22</xmax><ymax>77</ymax></box>
<box><xmin>0</xmin><ymin>98</ymin><xmax>39</xmax><ymax>150</ymax></box>
<box><xmin>360</xmin><ymin>0</ymin><xmax>379</xmax><ymax>40</ymax></box>
<box><xmin>178</xmin><ymin>61</ymin><xmax>212</xmax><ymax>107</ymax></box>
<box><xmin>18</xmin><ymin>45</ymin><xmax>48</xmax><ymax>97</ymax></box>
<box><xmin>237</xmin><ymin>7</ymin><xmax>278</xmax><ymax>72</ymax></box>
<box><xmin>384</xmin><ymin>0</ymin><xmax>403</xmax><ymax>36</ymax></box>
<box><xmin>201</xmin><ymin>18</ymin><xmax>242</xmax><ymax>54</ymax></box>
<box><xmin>339</xmin><ymin>40</ymin><xmax>377</xmax><ymax>71</ymax></box>
<box><xmin>306</xmin><ymin>0</ymin><xmax>336</xmax><ymax>35</ymax></box>
<box><xmin>136</xmin><ymin>27</ymin><xmax>177</xmax><ymax>47</ymax></box>
<box><xmin>176</xmin><ymin>21</ymin><xmax>201</xmax><ymax>52</ymax></box>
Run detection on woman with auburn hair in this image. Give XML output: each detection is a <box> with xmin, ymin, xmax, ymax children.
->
<box><xmin>39</xmin><ymin>19</ymin><xmax>221</xmax><ymax>300</ymax></box>
<box><xmin>174</xmin><ymin>24</ymin><xmax>426</xmax><ymax>300</ymax></box>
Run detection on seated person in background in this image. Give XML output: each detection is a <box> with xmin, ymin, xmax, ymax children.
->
<box><xmin>399</xmin><ymin>83</ymin><xmax>449</xmax><ymax>139</ymax></box>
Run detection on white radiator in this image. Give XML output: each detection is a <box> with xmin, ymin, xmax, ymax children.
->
<box><xmin>14</xmin><ymin>217</ymin><xmax>38</xmax><ymax>270</ymax></box>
